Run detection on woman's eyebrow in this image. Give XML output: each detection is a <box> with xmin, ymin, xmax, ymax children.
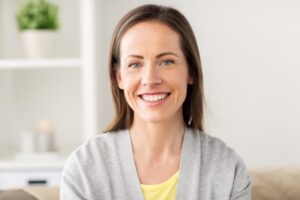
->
<box><xmin>124</xmin><ymin>52</ymin><xmax>178</xmax><ymax>61</ymax></box>
<box><xmin>124</xmin><ymin>54</ymin><xmax>143</xmax><ymax>62</ymax></box>
<box><xmin>156</xmin><ymin>52</ymin><xmax>178</xmax><ymax>58</ymax></box>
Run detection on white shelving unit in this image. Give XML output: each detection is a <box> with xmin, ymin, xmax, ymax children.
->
<box><xmin>0</xmin><ymin>58</ymin><xmax>82</xmax><ymax>69</ymax></box>
<box><xmin>0</xmin><ymin>0</ymin><xmax>98</xmax><ymax>188</ymax></box>
<box><xmin>0</xmin><ymin>159</ymin><xmax>65</xmax><ymax>189</ymax></box>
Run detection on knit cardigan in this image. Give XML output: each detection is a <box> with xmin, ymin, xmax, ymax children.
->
<box><xmin>60</xmin><ymin>128</ymin><xmax>252</xmax><ymax>200</ymax></box>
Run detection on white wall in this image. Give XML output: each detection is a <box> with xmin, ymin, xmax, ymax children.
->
<box><xmin>97</xmin><ymin>0</ymin><xmax>300</xmax><ymax>167</ymax></box>
<box><xmin>95</xmin><ymin>0</ymin><xmax>111</xmax><ymax>131</ymax></box>
<box><xmin>12</xmin><ymin>68</ymin><xmax>82</xmax><ymax>155</ymax></box>
<box><xmin>192</xmin><ymin>0</ymin><xmax>300</xmax><ymax>168</ymax></box>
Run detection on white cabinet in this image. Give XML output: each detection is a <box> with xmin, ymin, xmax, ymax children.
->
<box><xmin>0</xmin><ymin>160</ymin><xmax>64</xmax><ymax>189</ymax></box>
<box><xmin>0</xmin><ymin>0</ymin><xmax>98</xmax><ymax>188</ymax></box>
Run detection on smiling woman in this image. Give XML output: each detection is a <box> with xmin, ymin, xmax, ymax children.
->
<box><xmin>116</xmin><ymin>21</ymin><xmax>192</xmax><ymax>125</ymax></box>
<box><xmin>60</xmin><ymin>4</ymin><xmax>252</xmax><ymax>200</ymax></box>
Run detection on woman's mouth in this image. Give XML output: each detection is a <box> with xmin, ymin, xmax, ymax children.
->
<box><xmin>140</xmin><ymin>93</ymin><xmax>168</xmax><ymax>102</ymax></box>
<box><xmin>138</xmin><ymin>93</ymin><xmax>171</xmax><ymax>103</ymax></box>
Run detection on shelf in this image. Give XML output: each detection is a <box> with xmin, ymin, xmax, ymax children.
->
<box><xmin>0</xmin><ymin>58</ymin><xmax>82</xmax><ymax>69</ymax></box>
<box><xmin>0</xmin><ymin>0</ymin><xmax>98</xmax><ymax>173</ymax></box>
<box><xmin>0</xmin><ymin>159</ymin><xmax>66</xmax><ymax>171</ymax></box>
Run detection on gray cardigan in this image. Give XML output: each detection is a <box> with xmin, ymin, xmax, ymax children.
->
<box><xmin>60</xmin><ymin>128</ymin><xmax>252</xmax><ymax>200</ymax></box>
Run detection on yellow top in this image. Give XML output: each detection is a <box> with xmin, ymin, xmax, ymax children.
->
<box><xmin>141</xmin><ymin>171</ymin><xmax>179</xmax><ymax>200</ymax></box>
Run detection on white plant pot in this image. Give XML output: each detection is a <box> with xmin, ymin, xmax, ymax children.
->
<box><xmin>21</xmin><ymin>30</ymin><xmax>56</xmax><ymax>59</ymax></box>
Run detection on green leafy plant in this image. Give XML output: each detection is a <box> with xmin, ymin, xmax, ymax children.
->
<box><xmin>16</xmin><ymin>0</ymin><xmax>59</xmax><ymax>31</ymax></box>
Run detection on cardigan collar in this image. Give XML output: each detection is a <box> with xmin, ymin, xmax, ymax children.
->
<box><xmin>116</xmin><ymin>127</ymin><xmax>201</xmax><ymax>200</ymax></box>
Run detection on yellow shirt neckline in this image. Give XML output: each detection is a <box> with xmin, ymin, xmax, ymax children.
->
<box><xmin>141</xmin><ymin>170</ymin><xmax>180</xmax><ymax>191</ymax></box>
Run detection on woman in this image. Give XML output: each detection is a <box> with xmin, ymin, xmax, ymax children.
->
<box><xmin>61</xmin><ymin>4</ymin><xmax>252</xmax><ymax>200</ymax></box>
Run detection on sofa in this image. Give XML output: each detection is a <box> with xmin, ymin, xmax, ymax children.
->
<box><xmin>251</xmin><ymin>167</ymin><xmax>300</xmax><ymax>200</ymax></box>
<box><xmin>1</xmin><ymin>168</ymin><xmax>299</xmax><ymax>200</ymax></box>
<box><xmin>0</xmin><ymin>186</ymin><xmax>59</xmax><ymax>200</ymax></box>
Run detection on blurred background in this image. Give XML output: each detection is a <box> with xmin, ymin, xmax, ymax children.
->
<box><xmin>0</xmin><ymin>0</ymin><xmax>299</xmax><ymax>191</ymax></box>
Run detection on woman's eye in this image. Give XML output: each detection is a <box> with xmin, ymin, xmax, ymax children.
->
<box><xmin>160</xmin><ymin>60</ymin><xmax>174</xmax><ymax>66</ymax></box>
<box><xmin>128</xmin><ymin>63</ymin><xmax>141</xmax><ymax>68</ymax></box>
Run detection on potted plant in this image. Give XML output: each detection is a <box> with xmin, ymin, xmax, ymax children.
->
<box><xmin>16</xmin><ymin>0</ymin><xmax>59</xmax><ymax>58</ymax></box>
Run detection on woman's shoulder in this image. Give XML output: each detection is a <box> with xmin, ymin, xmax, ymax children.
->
<box><xmin>188</xmin><ymin>129</ymin><xmax>252</xmax><ymax>198</ymax></box>
<box><xmin>192</xmin><ymin>129</ymin><xmax>244</xmax><ymax>164</ymax></box>
<box><xmin>85</xmin><ymin>130</ymin><xmax>124</xmax><ymax>147</ymax></box>
<box><xmin>68</xmin><ymin>129</ymin><xmax>128</xmax><ymax>163</ymax></box>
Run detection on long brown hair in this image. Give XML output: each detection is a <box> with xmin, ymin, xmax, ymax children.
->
<box><xmin>105</xmin><ymin>4</ymin><xmax>205</xmax><ymax>132</ymax></box>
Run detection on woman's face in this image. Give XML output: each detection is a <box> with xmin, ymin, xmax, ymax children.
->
<box><xmin>117</xmin><ymin>21</ymin><xmax>192</xmax><ymax>124</ymax></box>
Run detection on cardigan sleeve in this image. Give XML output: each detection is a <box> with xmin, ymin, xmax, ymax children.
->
<box><xmin>229</xmin><ymin>155</ymin><xmax>252</xmax><ymax>200</ymax></box>
<box><xmin>60</xmin><ymin>153</ymin><xmax>88</xmax><ymax>200</ymax></box>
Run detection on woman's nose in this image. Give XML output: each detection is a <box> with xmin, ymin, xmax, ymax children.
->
<box><xmin>141</xmin><ymin>65</ymin><xmax>162</xmax><ymax>86</ymax></box>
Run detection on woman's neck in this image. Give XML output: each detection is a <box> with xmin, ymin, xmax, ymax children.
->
<box><xmin>129</xmin><ymin>116</ymin><xmax>185</xmax><ymax>158</ymax></box>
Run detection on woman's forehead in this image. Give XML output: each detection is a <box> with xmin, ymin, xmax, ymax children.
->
<box><xmin>120</xmin><ymin>21</ymin><xmax>182</xmax><ymax>59</ymax></box>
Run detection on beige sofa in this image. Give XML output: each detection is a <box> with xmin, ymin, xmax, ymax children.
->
<box><xmin>0</xmin><ymin>186</ymin><xmax>59</xmax><ymax>200</ymax></box>
<box><xmin>251</xmin><ymin>167</ymin><xmax>300</xmax><ymax>200</ymax></box>
<box><xmin>1</xmin><ymin>168</ymin><xmax>299</xmax><ymax>200</ymax></box>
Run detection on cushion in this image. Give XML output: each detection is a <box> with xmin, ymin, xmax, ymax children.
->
<box><xmin>250</xmin><ymin>167</ymin><xmax>300</xmax><ymax>200</ymax></box>
<box><xmin>0</xmin><ymin>189</ymin><xmax>37</xmax><ymax>200</ymax></box>
<box><xmin>0</xmin><ymin>186</ymin><xmax>59</xmax><ymax>200</ymax></box>
<box><xmin>22</xmin><ymin>186</ymin><xmax>59</xmax><ymax>200</ymax></box>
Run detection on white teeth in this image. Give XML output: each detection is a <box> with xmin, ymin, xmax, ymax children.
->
<box><xmin>141</xmin><ymin>93</ymin><xmax>168</xmax><ymax>102</ymax></box>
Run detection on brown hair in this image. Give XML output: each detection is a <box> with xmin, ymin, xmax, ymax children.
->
<box><xmin>105</xmin><ymin>4</ymin><xmax>205</xmax><ymax>132</ymax></box>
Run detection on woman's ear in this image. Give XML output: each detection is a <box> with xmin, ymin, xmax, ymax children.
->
<box><xmin>116</xmin><ymin>70</ymin><xmax>124</xmax><ymax>89</ymax></box>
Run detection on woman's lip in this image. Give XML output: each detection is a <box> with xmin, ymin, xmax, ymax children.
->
<box><xmin>137</xmin><ymin>93</ymin><xmax>171</xmax><ymax>106</ymax></box>
<box><xmin>137</xmin><ymin>92</ymin><xmax>170</xmax><ymax>96</ymax></box>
